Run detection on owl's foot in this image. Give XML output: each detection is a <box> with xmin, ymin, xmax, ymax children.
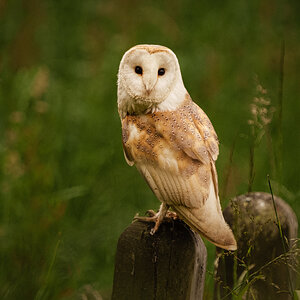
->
<box><xmin>133</xmin><ymin>214</ymin><xmax>157</xmax><ymax>223</ymax></box>
<box><xmin>133</xmin><ymin>204</ymin><xmax>177</xmax><ymax>235</ymax></box>
<box><xmin>144</xmin><ymin>209</ymin><xmax>178</xmax><ymax>220</ymax></box>
<box><xmin>133</xmin><ymin>216</ymin><xmax>158</xmax><ymax>236</ymax></box>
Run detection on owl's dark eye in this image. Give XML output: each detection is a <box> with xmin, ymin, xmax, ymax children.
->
<box><xmin>158</xmin><ymin>68</ymin><xmax>165</xmax><ymax>76</ymax></box>
<box><xmin>135</xmin><ymin>66</ymin><xmax>143</xmax><ymax>75</ymax></box>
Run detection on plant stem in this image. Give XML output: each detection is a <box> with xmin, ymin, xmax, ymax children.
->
<box><xmin>34</xmin><ymin>237</ymin><xmax>61</xmax><ymax>300</ymax></box>
<box><xmin>276</xmin><ymin>40</ymin><xmax>285</xmax><ymax>184</ymax></box>
<box><xmin>248</xmin><ymin>144</ymin><xmax>255</xmax><ymax>193</ymax></box>
<box><xmin>267</xmin><ymin>175</ymin><xmax>294</xmax><ymax>298</ymax></box>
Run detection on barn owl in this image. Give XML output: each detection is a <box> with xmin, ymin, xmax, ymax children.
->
<box><xmin>117</xmin><ymin>44</ymin><xmax>237</xmax><ymax>251</ymax></box>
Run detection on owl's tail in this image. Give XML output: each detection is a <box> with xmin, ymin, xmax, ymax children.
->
<box><xmin>173</xmin><ymin>205</ymin><xmax>237</xmax><ymax>250</ymax></box>
<box><xmin>172</xmin><ymin>182</ymin><xmax>237</xmax><ymax>251</ymax></box>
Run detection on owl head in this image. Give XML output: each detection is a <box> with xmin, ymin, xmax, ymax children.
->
<box><xmin>118</xmin><ymin>45</ymin><xmax>186</xmax><ymax>118</ymax></box>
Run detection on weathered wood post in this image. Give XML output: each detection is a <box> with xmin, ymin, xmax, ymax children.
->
<box><xmin>112</xmin><ymin>219</ymin><xmax>207</xmax><ymax>300</ymax></box>
<box><xmin>214</xmin><ymin>192</ymin><xmax>298</xmax><ymax>300</ymax></box>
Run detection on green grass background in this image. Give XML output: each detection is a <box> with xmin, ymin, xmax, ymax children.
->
<box><xmin>0</xmin><ymin>0</ymin><xmax>299</xmax><ymax>299</ymax></box>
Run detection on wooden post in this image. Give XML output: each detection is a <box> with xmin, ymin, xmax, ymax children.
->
<box><xmin>112</xmin><ymin>219</ymin><xmax>207</xmax><ymax>300</ymax></box>
<box><xmin>214</xmin><ymin>192</ymin><xmax>298</xmax><ymax>300</ymax></box>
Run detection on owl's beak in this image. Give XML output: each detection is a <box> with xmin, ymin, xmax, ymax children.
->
<box><xmin>143</xmin><ymin>73</ymin><xmax>157</xmax><ymax>95</ymax></box>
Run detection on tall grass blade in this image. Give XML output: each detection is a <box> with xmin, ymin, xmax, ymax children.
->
<box><xmin>34</xmin><ymin>237</ymin><xmax>61</xmax><ymax>300</ymax></box>
<box><xmin>267</xmin><ymin>174</ymin><xmax>294</xmax><ymax>298</ymax></box>
<box><xmin>275</xmin><ymin>40</ymin><xmax>285</xmax><ymax>184</ymax></box>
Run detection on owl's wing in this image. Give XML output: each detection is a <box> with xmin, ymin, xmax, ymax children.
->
<box><xmin>121</xmin><ymin>100</ymin><xmax>220</xmax><ymax>207</ymax></box>
<box><xmin>135</xmin><ymin>101</ymin><xmax>220</xmax><ymax>208</ymax></box>
<box><xmin>193</xmin><ymin>103</ymin><xmax>219</xmax><ymax>161</ymax></box>
<box><xmin>182</xmin><ymin>101</ymin><xmax>220</xmax><ymax>196</ymax></box>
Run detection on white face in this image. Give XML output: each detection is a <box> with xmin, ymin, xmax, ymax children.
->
<box><xmin>118</xmin><ymin>47</ymin><xmax>179</xmax><ymax>104</ymax></box>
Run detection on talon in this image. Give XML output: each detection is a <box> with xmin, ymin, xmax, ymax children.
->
<box><xmin>132</xmin><ymin>204</ymin><xmax>173</xmax><ymax>235</ymax></box>
<box><xmin>133</xmin><ymin>213</ymin><xmax>157</xmax><ymax>223</ymax></box>
<box><xmin>132</xmin><ymin>213</ymin><xmax>139</xmax><ymax>223</ymax></box>
<box><xmin>166</xmin><ymin>211</ymin><xmax>178</xmax><ymax>220</ymax></box>
<box><xmin>134</xmin><ymin>216</ymin><xmax>157</xmax><ymax>222</ymax></box>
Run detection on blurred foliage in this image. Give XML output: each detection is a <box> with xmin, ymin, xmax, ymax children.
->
<box><xmin>0</xmin><ymin>0</ymin><xmax>299</xmax><ymax>299</ymax></box>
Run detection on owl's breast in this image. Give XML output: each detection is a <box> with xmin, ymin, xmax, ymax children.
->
<box><xmin>122</xmin><ymin>114</ymin><xmax>165</xmax><ymax>165</ymax></box>
<box><xmin>121</xmin><ymin>108</ymin><xmax>203</xmax><ymax>177</ymax></box>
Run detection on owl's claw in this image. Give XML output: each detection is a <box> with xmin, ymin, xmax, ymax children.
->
<box><xmin>150</xmin><ymin>227</ymin><xmax>156</xmax><ymax>235</ymax></box>
<box><xmin>133</xmin><ymin>214</ymin><xmax>157</xmax><ymax>223</ymax></box>
<box><xmin>165</xmin><ymin>211</ymin><xmax>178</xmax><ymax>219</ymax></box>
<box><xmin>133</xmin><ymin>210</ymin><xmax>177</xmax><ymax>223</ymax></box>
<box><xmin>133</xmin><ymin>206</ymin><xmax>178</xmax><ymax>235</ymax></box>
<box><xmin>133</xmin><ymin>213</ymin><xmax>160</xmax><ymax>234</ymax></box>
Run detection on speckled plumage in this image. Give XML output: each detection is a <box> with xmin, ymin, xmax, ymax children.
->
<box><xmin>118</xmin><ymin>44</ymin><xmax>237</xmax><ymax>250</ymax></box>
<box><xmin>122</xmin><ymin>94</ymin><xmax>217</xmax><ymax>203</ymax></box>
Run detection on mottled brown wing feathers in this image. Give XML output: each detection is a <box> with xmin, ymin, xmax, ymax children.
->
<box><xmin>137</xmin><ymin>163</ymin><xmax>210</xmax><ymax>208</ymax></box>
<box><xmin>188</xmin><ymin>100</ymin><xmax>220</xmax><ymax>196</ymax></box>
<box><xmin>121</xmin><ymin>96</ymin><xmax>220</xmax><ymax>207</ymax></box>
<box><xmin>170</xmin><ymin>98</ymin><xmax>220</xmax><ymax>198</ymax></box>
<box><xmin>189</xmin><ymin>100</ymin><xmax>219</xmax><ymax>162</ymax></box>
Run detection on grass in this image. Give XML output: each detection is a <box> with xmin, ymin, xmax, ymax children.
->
<box><xmin>212</xmin><ymin>45</ymin><xmax>299</xmax><ymax>297</ymax></box>
<box><xmin>35</xmin><ymin>237</ymin><xmax>61</xmax><ymax>300</ymax></box>
<box><xmin>268</xmin><ymin>175</ymin><xmax>294</xmax><ymax>298</ymax></box>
